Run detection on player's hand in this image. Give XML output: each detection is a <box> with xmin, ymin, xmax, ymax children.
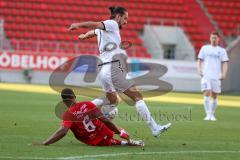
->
<box><xmin>68</xmin><ymin>23</ymin><xmax>78</xmax><ymax>31</ymax></box>
<box><xmin>119</xmin><ymin>128</ymin><xmax>129</xmax><ymax>140</ymax></box>
<box><xmin>78</xmin><ymin>34</ymin><xmax>86</xmax><ymax>40</ymax></box>
<box><xmin>220</xmin><ymin>74</ymin><xmax>226</xmax><ymax>80</ymax></box>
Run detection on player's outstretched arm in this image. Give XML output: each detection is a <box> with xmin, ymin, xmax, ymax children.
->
<box><xmin>78</xmin><ymin>30</ymin><xmax>96</xmax><ymax>40</ymax></box>
<box><xmin>33</xmin><ymin>127</ymin><xmax>69</xmax><ymax>146</ymax></box>
<box><xmin>68</xmin><ymin>21</ymin><xmax>104</xmax><ymax>30</ymax></box>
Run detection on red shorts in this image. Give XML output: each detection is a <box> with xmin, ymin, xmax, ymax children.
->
<box><xmin>97</xmin><ymin>136</ymin><xmax>122</xmax><ymax>146</ymax></box>
<box><xmin>84</xmin><ymin>127</ymin><xmax>117</xmax><ymax>146</ymax></box>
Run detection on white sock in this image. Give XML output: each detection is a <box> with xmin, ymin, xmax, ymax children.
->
<box><xmin>91</xmin><ymin>97</ymin><xmax>110</xmax><ymax>106</ymax></box>
<box><xmin>135</xmin><ymin>100</ymin><xmax>158</xmax><ymax>131</ymax></box>
<box><xmin>204</xmin><ymin>96</ymin><xmax>210</xmax><ymax>116</ymax></box>
<box><xmin>211</xmin><ymin>98</ymin><xmax>218</xmax><ymax>116</ymax></box>
<box><xmin>121</xmin><ymin>141</ymin><xmax>128</xmax><ymax>145</ymax></box>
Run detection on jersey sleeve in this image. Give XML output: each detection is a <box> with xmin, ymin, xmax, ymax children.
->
<box><xmin>102</xmin><ymin>20</ymin><xmax>119</xmax><ymax>32</ymax></box>
<box><xmin>221</xmin><ymin>49</ymin><xmax>229</xmax><ymax>62</ymax></box>
<box><xmin>94</xmin><ymin>29</ymin><xmax>99</xmax><ymax>36</ymax></box>
<box><xmin>61</xmin><ymin>109</ymin><xmax>74</xmax><ymax>128</ymax></box>
<box><xmin>198</xmin><ymin>46</ymin><xmax>205</xmax><ymax>60</ymax></box>
<box><xmin>62</xmin><ymin>120</ymin><xmax>73</xmax><ymax>128</ymax></box>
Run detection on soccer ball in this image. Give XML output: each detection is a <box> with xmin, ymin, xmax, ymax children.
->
<box><xmin>101</xmin><ymin>104</ymin><xmax>118</xmax><ymax>120</ymax></box>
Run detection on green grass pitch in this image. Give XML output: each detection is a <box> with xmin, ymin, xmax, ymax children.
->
<box><xmin>0</xmin><ymin>90</ymin><xmax>240</xmax><ymax>160</ymax></box>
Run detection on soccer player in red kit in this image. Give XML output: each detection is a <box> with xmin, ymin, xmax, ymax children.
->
<box><xmin>33</xmin><ymin>88</ymin><xmax>143</xmax><ymax>146</ymax></box>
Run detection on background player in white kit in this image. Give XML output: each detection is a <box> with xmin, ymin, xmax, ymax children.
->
<box><xmin>197</xmin><ymin>32</ymin><xmax>229</xmax><ymax>121</ymax></box>
<box><xmin>68</xmin><ymin>6</ymin><xmax>171</xmax><ymax>137</ymax></box>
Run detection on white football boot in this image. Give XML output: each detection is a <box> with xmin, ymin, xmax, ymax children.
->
<box><xmin>128</xmin><ymin>140</ymin><xmax>145</xmax><ymax>146</ymax></box>
<box><xmin>152</xmin><ymin>123</ymin><xmax>171</xmax><ymax>137</ymax></box>
<box><xmin>204</xmin><ymin>114</ymin><xmax>211</xmax><ymax>121</ymax></box>
<box><xmin>210</xmin><ymin>115</ymin><xmax>217</xmax><ymax>121</ymax></box>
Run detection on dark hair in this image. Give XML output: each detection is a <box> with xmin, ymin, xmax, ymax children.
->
<box><xmin>61</xmin><ymin>88</ymin><xmax>76</xmax><ymax>100</ymax></box>
<box><xmin>109</xmin><ymin>6</ymin><xmax>127</xmax><ymax>19</ymax></box>
<box><xmin>211</xmin><ymin>31</ymin><xmax>220</xmax><ymax>37</ymax></box>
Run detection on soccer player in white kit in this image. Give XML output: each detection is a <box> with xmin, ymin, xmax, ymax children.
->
<box><xmin>197</xmin><ymin>32</ymin><xmax>229</xmax><ymax>121</ymax></box>
<box><xmin>68</xmin><ymin>6</ymin><xmax>171</xmax><ymax>137</ymax></box>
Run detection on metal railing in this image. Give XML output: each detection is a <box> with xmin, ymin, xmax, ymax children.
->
<box><xmin>0</xmin><ymin>19</ymin><xmax>12</xmax><ymax>51</ymax></box>
<box><xmin>0</xmin><ymin>19</ymin><xmax>4</xmax><ymax>50</ymax></box>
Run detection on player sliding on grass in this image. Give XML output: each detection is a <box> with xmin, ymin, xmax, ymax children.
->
<box><xmin>33</xmin><ymin>88</ymin><xmax>143</xmax><ymax>146</ymax></box>
<box><xmin>68</xmin><ymin>6</ymin><xmax>171</xmax><ymax>137</ymax></box>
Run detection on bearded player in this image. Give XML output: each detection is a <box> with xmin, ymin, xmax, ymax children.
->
<box><xmin>68</xmin><ymin>6</ymin><xmax>171</xmax><ymax>137</ymax></box>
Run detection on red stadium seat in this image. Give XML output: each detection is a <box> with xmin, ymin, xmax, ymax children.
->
<box><xmin>202</xmin><ymin>0</ymin><xmax>240</xmax><ymax>37</ymax></box>
<box><xmin>2</xmin><ymin>0</ymin><xmax>234</xmax><ymax>57</ymax></box>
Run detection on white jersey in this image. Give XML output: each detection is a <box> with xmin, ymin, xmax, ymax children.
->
<box><xmin>94</xmin><ymin>19</ymin><xmax>127</xmax><ymax>63</ymax></box>
<box><xmin>198</xmin><ymin>44</ymin><xmax>229</xmax><ymax>80</ymax></box>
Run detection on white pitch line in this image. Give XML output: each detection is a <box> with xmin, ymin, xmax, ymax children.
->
<box><xmin>1</xmin><ymin>150</ymin><xmax>240</xmax><ymax>160</ymax></box>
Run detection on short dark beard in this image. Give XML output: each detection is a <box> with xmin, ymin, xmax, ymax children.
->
<box><xmin>116</xmin><ymin>20</ymin><xmax>122</xmax><ymax>30</ymax></box>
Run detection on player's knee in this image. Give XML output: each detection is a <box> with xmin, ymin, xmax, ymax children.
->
<box><xmin>107</xmin><ymin>94</ymin><xmax>118</xmax><ymax>104</ymax></box>
<box><xmin>211</xmin><ymin>93</ymin><xmax>218</xmax><ymax>99</ymax></box>
<box><xmin>131</xmin><ymin>92</ymin><xmax>143</xmax><ymax>102</ymax></box>
<box><xmin>109</xmin><ymin>97</ymin><xmax>118</xmax><ymax>104</ymax></box>
<box><xmin>204</xmin><ymin>90</ymin><xmax>211</xmax><ymax>97</ymax></box>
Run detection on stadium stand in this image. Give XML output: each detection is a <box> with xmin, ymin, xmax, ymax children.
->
<box><xmin>202</xmin><ymin>0</ymin><xmax>240</xmax><ymax>37</ymax></box>
<box><xmin>0</xmin><ymin>0</ymin><xmax>238</xmax><ymax>58</ymax></box>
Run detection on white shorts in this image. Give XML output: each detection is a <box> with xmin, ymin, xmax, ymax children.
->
<box><xmin>201</xmin><ymin>78</ymin><xmax>221</xmax><ymax>93</ymax></box>
<box><xmin>98</xmin><ymin>61</ymin><xmax>134</xmax><ymax>93</ymax></box>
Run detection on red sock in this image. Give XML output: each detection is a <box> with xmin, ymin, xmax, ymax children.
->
<box><xmin>110</xmin><ymin>138</ymin><xmax>122</xmax><ymax>145</ymax></box>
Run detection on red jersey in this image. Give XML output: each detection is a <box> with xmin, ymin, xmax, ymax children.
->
<box><xmin>62</xmin><ymin>101</ymin><xmax>114</xmax><ymax>146</ymax></box>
